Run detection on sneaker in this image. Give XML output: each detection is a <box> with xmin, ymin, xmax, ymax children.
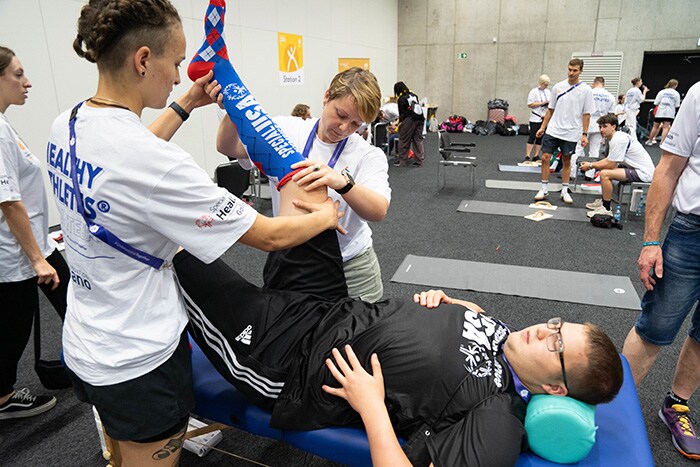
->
<box><xmin>659</xmin><ymin>402</ymin><xmax>700</xmax><ymax>460</ymax></box>
<box><xmin>393</xmin><ymin>159</ymin><xmax>402</xmax><ymax>167</ymax></box>
<box><xmin>645</xmin><ymin>140</ymin><xmax>654</xmax><ymax>146</ymax></box>
<box><xmin>534</xmin><ymin>190</ymin><xmax>548</xmax><ymax>201</ymax></box>
<box><xmin>0</xmin><ymin>388</ymin><xmax>56</xmax><ymax>420</ymax></box>
<box><xmin>560</xmin><ymin>191</ymin><xmax>573</xmax><ymax>204</ymax></box>
<box><xmin>586</xmin><ymin>205</ymin><xmax>612</xmax><ymax>218</ymax></box>
<box><xmin>586</xmin><ymin>198</ymin><xmax>603</xmax><ymax>210</ymax></box>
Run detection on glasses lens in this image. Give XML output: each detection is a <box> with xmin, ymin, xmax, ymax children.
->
<box><xmin>546</xmin><ymin>333</ymin><xmax>563</xmax><ymax>352</ymax></box>
<box><xmin>548</xmin><ymin>317</ymin><xmax>562</xmax><ymax>330</ymax></box>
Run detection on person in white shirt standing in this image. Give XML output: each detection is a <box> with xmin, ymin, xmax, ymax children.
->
<box><xmin>54</xmin><ymin>1</ymin><xmax>342</xmax><ymax>465</ymax></box>
<box><xmin>534</xmin><ymin>59</ymin><xmax>594</xmax><ymax>204</ymax></box>
<box><xmin>524</xmin><ymin>74</ymin><xmax>551</xmax><ymax>162</ymax></box>
<box><xmin>572</xmin><ymin>76</ymin><xmax>615</xmax><ymax>178</ymax></box>
<box><xmin>218</xmin><ymin>68</ymin><xmax>391</xmax><ymax>303</ymax></box>
<box><xmin>622</xmin><ymin>80</ymin><xmax>700</xmax><ymax>462</ymax></box>
<box><xmin>0</xmin><ymin>46</ymin><xmax>70</xmax><ymax>421</ymax></box>
<box><xmin>646</xmin><ymin>79</ymin><xmax>681</xmax><ymax>146</ymax></box>
<box><xmin>582</xmin><ymin>114</ymin><xmax>655</xmax><ymax>217</ymax></box>
<box><xmin>624</xmin><ymin>77</ymin><xmax>649</xmax><ymax>139</ymax></box>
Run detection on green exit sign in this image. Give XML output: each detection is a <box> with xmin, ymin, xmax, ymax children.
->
<box><xmin>457</xmin><ymin>52</ymin><xmax>468</xmax><ymax>59</ymax></box>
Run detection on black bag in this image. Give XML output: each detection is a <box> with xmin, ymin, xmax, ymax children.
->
<box><xmin>518</xmin><ymin>124</ymin><xmax>529</xmax><ymax>135</ymax></box>
<box><xmin>487</xmin><ymin>98</ymin><xmax>509</xmax><ymax>110</ymax></box>
<box><xmin>590</xmin><ymin>214</ymin><xmax>623</xmax><ymax>230</ymax></box>
<box><xmin>495</xmin><ymin>122</ymin><xmax>516</xmax><ymax>136</ymax></box>
<box><xmin>34</xmin><ymin>308</ymin><xmax>72</xmax><ymax>390</ymax></box>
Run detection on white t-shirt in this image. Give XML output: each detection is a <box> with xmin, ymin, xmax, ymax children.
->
<box><xmin>654</xmin><ymin>88</ymin><xmax>682</xmax><ymax>119</ymax></box>
<box><xmin>267</xmin><ymin>116</ymin><xmax>391</xmax><ymax>262</ymax></box>
<box><xmin>660</xmin><ymin>81</ymin><xmax>700</xmax><ymax>215</ymax></box>
<box><xmin>589</xmin><ymin>87</ymin><xmax>616</xmax><ymax>133</ymax></box>
<box><xmin>614</xmin><ymin>103</ymin><xmax>626</xmax><ymax>124</ymax></box>
<box><xmin>380</xmin><ymin>102</ymin><xmax>399</xmax><ymax>123</ymax></box>
<box><xmin>527</xmin><ymin>86</ymin><xmax>551</xmax><ymax>123</ymax></box>
<box><xmin>624</xmin><ymin>87</ymin><xmax>644</xmax><ymax>112</ymax></box>
<box><xmin>48</xmin><ymin>105</ymin><xmax>257</xmax><ymax>385</ymax></box>
<box><xmin>606</xmin><ymin>131</ymin><xmax>655</xmax><ymax>182</ymax></box>
<box><xmin>546</xmin><ymin>80</ymin><xmax>595</xmax><ymax>142</ymax></box>
<box><xmin>0</xmin><ymin>112</ymin><xmax>56</xmax><ymax>282</ymax></box>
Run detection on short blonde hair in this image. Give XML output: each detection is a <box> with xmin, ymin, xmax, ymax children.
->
<box><xmin>327</xmin><ymin>67</ymin><xmax>381</xmax><ymax>123</ymax></box>
<box><xmin>665</xmin><ymin>79</ymin><xmax>678</xmax><ymax>89</ymax></box>
<box><xmin>538</xmin><ymin>74</ymin><xmax>550</xmax><ymax>86</ymax></box>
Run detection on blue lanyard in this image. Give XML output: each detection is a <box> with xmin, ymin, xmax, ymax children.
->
<box><xmin>68</xmin><ymin>101</ymin><xmax>167</xmax><ymax>270</ymax></box>
<box><xmin>501</xmin><ymin>352</ymin><xmax>531</xmax><ymax>403</ymax></box>
<box><xmin>559</xmin><ymin>81</ymin><xmax>583</xmax><ymax>99</ymax></box>
<box><xmin>302</xmin><ymin>120</ymin><xmax>348</xmax><ymax>169</ymax></box>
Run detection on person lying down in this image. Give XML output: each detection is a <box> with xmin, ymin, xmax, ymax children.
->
<box><xmin>175</xmin><ymin>230</ymin><xmax>623</xmax><ymax>467</ymax></box>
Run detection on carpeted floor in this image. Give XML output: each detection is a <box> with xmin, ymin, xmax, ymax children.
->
<box><xmin>0</xmin><ymin>132</ymin><xmax>693</xmax><ymax>466</ymax></box>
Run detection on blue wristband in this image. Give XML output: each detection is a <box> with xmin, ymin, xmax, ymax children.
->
<box><xmin>642</xmin><ymin>241</ymin><xmax>661</xmax><ymax>247</ymax></box>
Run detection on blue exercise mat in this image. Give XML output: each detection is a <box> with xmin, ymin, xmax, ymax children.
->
<box><xmin>390</xmin><ymin>254</ymin><xmax>641</xmax><ymax>310</ymax></box>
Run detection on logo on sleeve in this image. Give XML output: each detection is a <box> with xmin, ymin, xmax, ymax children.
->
<box><xmin>195</xmin><ymin>215</ymin><xmax>214</xmax><ymax>229</ymax></box>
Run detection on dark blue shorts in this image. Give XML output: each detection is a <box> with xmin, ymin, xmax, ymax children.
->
<box><xmin>541</xmin><ymin>134</ymin><xmax>577</xmax><ymax>157</ymax></box>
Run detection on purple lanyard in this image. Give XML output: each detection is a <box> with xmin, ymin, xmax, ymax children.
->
<box><xmin>502</xmin><ymin>352</ymin><xmax>531</xmax><ymax>403</ymax></box>
<box><xmin>558</xmin><ymin>81</ymin><xmax>583</xmax><ymax>99</ymax></box>
<box><xmin>68</xmin><ymin>101</ymin><xmax>167</xmax><ymax>270</ymax></box>
<box><xmin>302</xmin><ymin>120</ymin><xmax>348</xmax><ymax>169</ymax></box>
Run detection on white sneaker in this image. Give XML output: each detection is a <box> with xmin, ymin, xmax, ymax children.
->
<box><xmin>534</xmin><ymin>190</ymin><xmax>548</xmax><ymax>201</ymax></box>
<box><xmin>645</xmin><ymin>140</ymin><xmax>654</xmax><ymax>146</ymax></box>
<box><xmin>586</xmin><ymin>198</ymin><xmax>603</xmax><ymax>210</ymax></box>
<box><xmin>587</xmin><ymin>205</ymin><xmax>613</xmax><ymax>218</ymax></box>
<box><xmin>560</xmin><ymin>191</ymin><xmax>573</xmax><ymax>204</ymax></box>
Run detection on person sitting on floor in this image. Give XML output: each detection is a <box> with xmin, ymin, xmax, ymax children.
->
<box><xmin>582</xmin><ymin>114</ymin><xmax>656</xmax><ymax>217</ymax></box>
<box><xmin>175</xmin><ymin>229</ymin><xmax>623</xmax><ymax>467</ymax></box>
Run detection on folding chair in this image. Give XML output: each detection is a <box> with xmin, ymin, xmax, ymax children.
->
<box><xmin>214</xmin><ymin>161</ymin><xmax>258</xmax><ymax>206</ymax></box>
<box><xmin>437</xmin><ymin>130</ymin><xmax>477</xmax><ymax>192</ymax></box>
<box><xmin>371</xmin><ymin>122</ymin><xmax>388</xmax><ymax>153</ymax></box>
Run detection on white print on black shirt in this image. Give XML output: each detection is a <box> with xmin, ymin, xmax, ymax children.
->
<box><xmin>459</xmin><ymin>311</ymin><xmax>509</xmax><ymax>388</ymax></box>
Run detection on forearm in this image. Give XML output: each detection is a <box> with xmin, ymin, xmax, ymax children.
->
<box><xmin>540</xmin><ymin>109</ymin><xmax>553</xmax><ymax>130</ymax></box>
<box><xmin>216</xmin><ymin>115</ymin><xmax>249</xmax><ymax>159</ymax></box>
<box><xmin>342</xmin><ymin>186</ymin><xmax>389</xmax><ymax>222</ymax></box>
<box><xmin>360</xmin><ymin>406</ymin><xmax>412</xmax><ymax>467</ymax></box>
<box><xmin>643</xmin><ymin>154</ymin><xmax>687</xmax><ymax>241</ymax></box>
<box><xmin>1</xmin><ymin>201</ymin><xmax>45</xmax><ymax>263</ymax></box>
<box><xmin>239</xmin><ymin>211</ymin><xmax>333</xmax><ymax>251</ymax></box>
<box><xmin>582</xmin><ymin>114</ymin><xmax>590</xmax><ymax>134</ymax></box>
<box><xmin>590</xmin><ymin>159</ymin><xmax>618</xmax><ymax>171</ymax></box>
<box><xmin>148</xmin><ymin>95</ymin><xmax>196</xmax><ymax>141</ymax></box>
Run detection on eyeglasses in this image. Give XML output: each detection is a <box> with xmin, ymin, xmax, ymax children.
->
<box><xmin>546</xmin><ymin>317</ymin><xmax>568</xmax><ymax>389</ymax></box>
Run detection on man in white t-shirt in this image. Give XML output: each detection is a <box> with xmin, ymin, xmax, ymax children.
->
<box><xmin>624</xmin><ymin>77</ymin><xmax>649</xmax><ymax>139</ymax></box>
<box><xmin>573</xmin><ymin>76</ymin><xmax>616</xmax><ymax>178</ymax></box>
<box><xmin>581</xmin><ymin>114</ymin><xmax>655</xmax><ymax>217</ymax></box>
<box><xmin>534</xmin><ymin>58</ymin><xmax>594</xmax><ymax>204</ymax></box>
<box><xmin>218</xmin><ymin>67</ymin><xmax>391</xmax><ymax>302</ymax></box>
<box><xmin>646</xmin><ymin>79</ymin><xmax>681</xmax><ymax>146</ymax></box>
<box><xmin>622</xmin><ymin>80</ymin><xmax>700</xmax><ymax>461</ymax></box>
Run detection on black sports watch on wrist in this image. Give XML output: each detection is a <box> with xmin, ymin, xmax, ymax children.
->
<box><xmin>336</xmin><ymin>168</ymin><xmax>355</xmax><ymax>195</ymax></box>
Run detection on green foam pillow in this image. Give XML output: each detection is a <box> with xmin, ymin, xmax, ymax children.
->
<box><xmin>524</xmin><ymin>395</ymin><xmax>597</xmax><ymax>464</ymax></box>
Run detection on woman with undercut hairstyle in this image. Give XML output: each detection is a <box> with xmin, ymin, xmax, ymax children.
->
<box><xmin>53</xmin><ymin>1</ymin><xmax>341</xmax><ymax>464</ymax></box>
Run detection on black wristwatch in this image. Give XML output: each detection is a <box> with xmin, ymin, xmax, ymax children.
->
<box><xmin>335</xmin><ymin>168</ymin><xmax>355</xmax><ymax>195</ymax></box>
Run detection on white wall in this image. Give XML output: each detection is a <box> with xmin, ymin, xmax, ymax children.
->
<box><xmin>0</xmin><ymin>0</ymin><xmax>398</xmax><ymax>225</ymax></box>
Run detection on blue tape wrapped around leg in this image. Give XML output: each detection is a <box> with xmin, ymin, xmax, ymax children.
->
<box><xmin>215</xmin><ymin>60</ymin><xmax>305</xmax><ymax>186</ymax></box>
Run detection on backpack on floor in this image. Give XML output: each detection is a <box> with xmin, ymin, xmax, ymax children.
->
<box><xmin>590</xmin><ymin>214</ymin><xmax>623</xmax><ymax>230</ymax></box>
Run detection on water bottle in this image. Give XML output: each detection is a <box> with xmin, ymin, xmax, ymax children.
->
<box><xmin>635</xmin><ymin>192</ymin><xmax>645</xmax><ymax>217</ymax></box>
<box><xmin>614</xmin><ymin>204</ymin><xmax>622</xmax><ymax>223</ymax></box>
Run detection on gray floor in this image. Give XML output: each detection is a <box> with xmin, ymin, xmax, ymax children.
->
<box><xmin>1</xmin><ymin>132</ymin><xmax>695</xmax><ymax>466</ymax></box>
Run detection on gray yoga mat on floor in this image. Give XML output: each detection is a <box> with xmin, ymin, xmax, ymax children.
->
<box><xmin>484</xmin><ymin>179</ymin><xmax>596</xmax><ymax>195</ymax></box>
<box><xmin>391</xmin><ymin>255</ymin><xmax>641</xmax><ymax>310</ymax></box>
<box><xmin>498</xmin><ymin>164</ymin><xmax>541</xmax><ymax>173</ymax></box>
<box><xmin>457</xmin><ymin>200</ymin><xmax>589</xmax><ymax>222</ymax></box>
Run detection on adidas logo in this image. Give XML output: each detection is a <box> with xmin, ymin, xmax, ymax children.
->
<box><xmin>235</xmin><ymin>325</ymin><xmax>253</xmax><ymax>345</ymax></box>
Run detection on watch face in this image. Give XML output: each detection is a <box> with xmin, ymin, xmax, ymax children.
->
<box><xmin>342</xmin><ymin>168</ymin><xmax>355</xmax><ymax>185</ymax></box>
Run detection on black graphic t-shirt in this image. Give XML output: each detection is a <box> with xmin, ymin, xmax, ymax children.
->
<box><xmin>272</xmin><ymin>299</ymin><xmax>528</xmax><ymax>466</ymax></box>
